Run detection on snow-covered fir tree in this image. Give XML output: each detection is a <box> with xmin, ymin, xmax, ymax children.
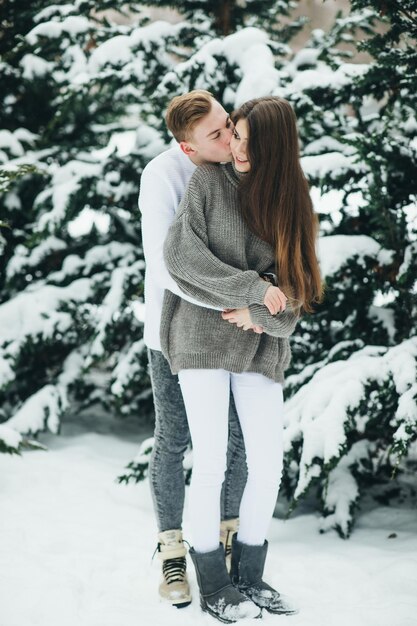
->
<box><xmin>0</xmin><ymin>1</ymin><xmax>188</xmax><ymax>451</ymax></box>
<box><xmin>1</xmin><ymin>1</ymin><xmax>416</xmax><ymax>537</ymax></box>
<box><xmin>276</xmin><ymin>0</ymin><xmax>417</xmax><ymax>536</ymax></box>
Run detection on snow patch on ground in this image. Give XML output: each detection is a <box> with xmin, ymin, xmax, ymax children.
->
<box><xmin>0</xmin><ymin>415</ymin><xmax>416</xmax><ymax>626</ymax></box>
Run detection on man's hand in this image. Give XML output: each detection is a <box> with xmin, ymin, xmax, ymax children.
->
<box><xmin>263</xmin><ymin>285</ymin><xmax>287</xmax><ymax>315</ymax></box>
<box><xmin>222</xmin><ymin>308</ymin><xmax>263</xmax><ymax>333</ymax></box>
<box><xmin>252</xmin><ymin>324</ymin><xmax>264</xmax><ymax>334</ymax></box>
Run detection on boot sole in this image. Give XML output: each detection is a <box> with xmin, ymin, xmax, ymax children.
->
<box><xmin>200</xmin><ymin>600</ymin><xmax>236</xmax><ymax>624</ymax></box>
<box><xmin>159</xmin><ymin>594</ymin><xmax>192</xmax><ymax>609</ymax></box>
<box><xmin>238</xmin><ymin>589</ymin><xmax>298</xmax><ymax>615</ymax></box>
<box><xmin>200</xmin><ymin>599</ymin><xmax>262</xmax><ymax>623</ymax></box>
<box><xmin>265</xmin><ymin>607</ymin><xmax>298</xmax><ymax>615</ymax></box>
<box><xmin>174</xmin><ymin>601</ymin><xmax>192</xmax><ymax>609</ymax></box>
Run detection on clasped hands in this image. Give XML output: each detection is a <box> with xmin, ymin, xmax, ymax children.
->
<box><xmin>221</xmin><ymin>285</ymin><xmax>287</xmax><ymax>333</ymax></box>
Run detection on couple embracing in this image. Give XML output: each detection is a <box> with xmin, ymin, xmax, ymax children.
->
<box><xmin>139</xmin><ymin>90</ymin><xmax>322</xmax><ymax>623</ymax></box>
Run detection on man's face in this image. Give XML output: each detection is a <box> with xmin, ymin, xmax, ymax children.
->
<box><xmin>180</xmin><ymin>99</ymin><xmax>233</xmax><ymax>165</ymax></box>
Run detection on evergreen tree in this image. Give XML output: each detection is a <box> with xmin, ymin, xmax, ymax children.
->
<box><xmin>0</xmin><ymin>1</ymin><xmax>186</xmax><ymax>442</ymax></box>
<box><xmin>137</xmin><ymin>0</ymin><xmax>304</xmax><ymax>37</ymax></box>
<box><xmin>143</xmin><ymin>0</ymin><xmax>306</xmax><ymax>138</ymax></box>
<box><xmin>275</xmin><ymin>0</ymin><xmax>417</xmax><ymax>536</ymax></box>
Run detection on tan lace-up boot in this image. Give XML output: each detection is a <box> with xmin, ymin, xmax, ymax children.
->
<box><xmin>157</xmin><ymin>529</ymin><xmax>191</xmax><ymax>608</ymax></box>
<box><xmin>219</xmin><ymin>518</ymin><xmax>239</xmax><ymax>573</ymax></box>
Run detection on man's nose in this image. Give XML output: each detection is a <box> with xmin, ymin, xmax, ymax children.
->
<box><xmin>224</xmin><ymin>129</ymin><xmax>233</xmax><ymax>145</ymax></box>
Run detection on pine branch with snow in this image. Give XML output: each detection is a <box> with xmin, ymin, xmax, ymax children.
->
<box><xmin>118</xmin><ymin>436</ymin><xmax>155</xmax><ymax>484</ymax></box>
<box><xmin>0</xmin><ymin>424</ymin><xmax>46</xmax><ymax>455</ymax></box>
<box><xmin>272</xmin><ymin>2</ymin><xmax>417</xmax><ymax>535</ymax></box>
<box><xmin>135</xmin><ymin>0</ymin><xmax>303</xmax><ymax>39</ymax></box>
<box><xmin>282</xmin><ymin>337</ymin><xmax>417</xmax><ymax>537</ymax></box>
<box><xmin>0</xmin><ymin>2</ymin><xmax>172</xmax><ymax>442</ymax></box>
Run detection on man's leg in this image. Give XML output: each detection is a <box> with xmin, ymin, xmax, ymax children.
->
<box><xmin>220</xmin><ymin>392</ymin><xmax>247</xmax><ymax>569</ymax></box>
<box><xmin>147</xmin><ymin>348</ymin><xmax>192</xmax><ymax>608</ymax></box>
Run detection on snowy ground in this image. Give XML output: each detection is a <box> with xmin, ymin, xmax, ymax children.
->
<box><xmin>1</xmin><ymin>413</ymin><xmax>416</xmax><ymax>626</ymax></box>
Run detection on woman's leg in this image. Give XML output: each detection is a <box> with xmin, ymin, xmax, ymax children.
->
<box><xmin>178</xmin><ymin>369</ymin><xmax>262</xmax><ymax>622</ymax></box>
<box><xmin>230</xmin><ymin>372</ymin><xmax>284</xmax><ymax>545</ymax></box>
<box><xmin>177</xmin><ymin>368</ymin><xmax>230</xmax><ymax>553</ymax></box>
<box><xmin>228</xmin><ymin>374</ymin><xmax>296</xmax><ymax>615</ymax></box>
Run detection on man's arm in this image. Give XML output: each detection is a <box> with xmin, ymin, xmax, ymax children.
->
<box><xmin>138</xmin><ymin>162</ymin><xmax>222</xmax><ymax>311</ymax></box>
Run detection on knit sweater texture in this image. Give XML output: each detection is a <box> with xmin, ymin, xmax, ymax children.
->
<box><xmin>160</xmin><ymin>162</ymin><xmax>300</xmax><ymax>384</ymax></box>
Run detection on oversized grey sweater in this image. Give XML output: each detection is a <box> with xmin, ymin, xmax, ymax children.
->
<box><xmin>160</xmin><ymin>162</ymin><xmax>300</xmax><ymax>384</ymax></box>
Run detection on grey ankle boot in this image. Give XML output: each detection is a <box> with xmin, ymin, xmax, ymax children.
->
<box><xmin>190</xmin><ymin>544</ymin><xmax>262</xmax><ymax>623</ymax></box>
<box><xmin>230</xmin><ymin>536</ymin><xmax>298</xmax><ymax>615</ymax></box>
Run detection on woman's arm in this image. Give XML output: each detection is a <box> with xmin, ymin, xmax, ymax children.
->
<box><xmin>222</xmin><ymin>305</ymin><xmax>300</xmax><ymax>338</ymax></box>
<box><xmin>163</xmin><ymin>168</ymin><xmax>271</xmax><ymax>310</ymax></box>
<box><xmin>248</xmin><ymin>304</ymin><xmax>300</xmax><ymax>337</ymax></box>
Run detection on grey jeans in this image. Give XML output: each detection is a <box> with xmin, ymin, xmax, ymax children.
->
<box><xmin>148</xmin><ymin>348</ymin><xmax>248</xmax><ymax>532</ymax></box>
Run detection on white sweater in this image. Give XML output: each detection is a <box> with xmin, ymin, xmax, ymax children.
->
<box><xmin>138</xmin><ymin>145</ymin><xmax>219</xmax><ymax>350</ymax></box>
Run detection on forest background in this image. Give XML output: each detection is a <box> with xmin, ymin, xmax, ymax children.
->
<box><xmin>0</xmin><ymin>0</ymin><xmax>416</xmax><ymax>539</ymax></box>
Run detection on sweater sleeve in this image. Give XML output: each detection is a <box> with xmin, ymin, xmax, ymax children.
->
<box><xmin>163</xmin><ymin>171</ymin><xmax>270</xmax><ymax>310</ymax></box>
<box><xmin>248</xmin><ymin>304</ymin><xmax>301</xmax><ymax>338</ymax></box>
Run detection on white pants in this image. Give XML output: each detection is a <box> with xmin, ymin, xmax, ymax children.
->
<box><xmin>178</xmin><ymin>368</ymin><xmax>284</xmax><ymax>552</ymax></box>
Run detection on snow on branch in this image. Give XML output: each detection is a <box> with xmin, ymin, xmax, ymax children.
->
<box><xmin>6</xmin><ymin>237</ymin><xmax>67</xmax><ymax>281</ymax></box>
<box><xmin>283</xmin><ymin>337</ymin><xmax>417</xmax><ymax>537</ymax></box>
<box><xmin>85</xmin><ymin>259</ymin><xmax>145</xmax><ymax>365</ymax></box>
<box><xmin>4</xmin><ymin>348</ymin><xmax>86</xmax><ymax>436</ymax></box>
<box><xmin>34</xmin><ymin>160</ymin><xmax>101</xmax><ymax>233</ymax></box>
<box><xmin>111</xmin><ymin>339</ymin><xmax>147</xmax><ymax>398</ymax></box>
<box><xmin>26</xmin><ymin>16</ymin><xmax>92</xmax><ymax>45</ymax></box>
<box><xmin>318</xmin><ymin>234</ymin><xmax>394</xmax><ymax>279</ymax></box>
<box><xmin>0</xmin><ymin>279</ymin><xmax>91</xmax><ymax>385</ymax></box>
<box><xmin>155</xmin><ymin>26</ymin><xmax>285</xmax><ymax>108</ymax></box>
<box><xmin>0</xmin><ymin>424</ymin><xmax>23</xmax><ymax>454</ymax></box>
<box><xmin>0</xmin><ymin>425</ymin><xmax>43</xmax><ymax>455</ymax></box>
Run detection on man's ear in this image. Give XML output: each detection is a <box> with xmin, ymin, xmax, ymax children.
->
<box><xmin>179</xmin><ymin>141</ymin><xmax>196</xmax><ymax>157</ymax></box>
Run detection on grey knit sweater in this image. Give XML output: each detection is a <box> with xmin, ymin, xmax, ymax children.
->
<box><xmin>160</xmin><ymin>162</ymin><xmax>300</xmax><ymax>383</ymax></box>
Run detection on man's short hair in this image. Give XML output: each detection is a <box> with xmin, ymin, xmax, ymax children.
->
<box><xmin>165</xmin><ymin>90</ymin><xmax>214</xmax><ymax>142</ymax></box>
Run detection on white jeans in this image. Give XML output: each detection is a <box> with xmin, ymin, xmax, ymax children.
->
<box><xmin>178</xmin><ymin>368</ymin><xmax>284</xmax><ymax>552</ymax></box>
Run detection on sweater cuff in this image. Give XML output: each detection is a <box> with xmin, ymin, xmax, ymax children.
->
<box><xmin>247</xmin><ymin>277</ymin><xmax>270</xmax><ymax>305</ymax></box>
<box><xmin>248</xmin><ymin>303</ymin><xmax>273</xmax><ymax>327</ymax></box>
<box><xmin>248</xmin><ymin>303</ymin><xmax>300</xmax><ymax>338</ymax></box>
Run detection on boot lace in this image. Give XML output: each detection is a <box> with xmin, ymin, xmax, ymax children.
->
<box><xmin>224</xmin><ymin>530</ymin><xmax>234</xmax><ymax>558</ymax></box>
<box><xmin>162</xmin><ymin>556</ymin><xmax>187</xmax><ymax>585</ymax></box>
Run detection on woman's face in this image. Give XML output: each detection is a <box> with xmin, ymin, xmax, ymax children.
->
<box><xmin>230</xmin><ymin>118</ymin><xmax>250</xmax><ymax>173</ymax></box>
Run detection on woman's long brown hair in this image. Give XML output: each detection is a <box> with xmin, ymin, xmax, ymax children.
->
<box><xmin>231</xmin><ymin>97</ymin><xmax>324</xmax><ymax>314</ymax></box>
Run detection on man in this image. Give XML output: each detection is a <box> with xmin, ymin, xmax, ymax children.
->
<box><xmin>139</xmin><ymin>90</ymin><xmax>256</xmax><ymax>608</ymax></box>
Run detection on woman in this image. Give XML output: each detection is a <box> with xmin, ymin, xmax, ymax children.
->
<box><xmin>160</xmin><ymin>96</ymin><xmax>323</xmax><ymax>623</ymax></box>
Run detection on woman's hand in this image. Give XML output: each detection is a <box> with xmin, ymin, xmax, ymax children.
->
<box><xmin>222</xmin><ymin>308</ymin><xmax>263</xmax><ymax>333</ymax></box>
<box><xmin>263</xmin><ymin>285</ymin><xmax>287</xmax><ymax>315</ymax></box>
